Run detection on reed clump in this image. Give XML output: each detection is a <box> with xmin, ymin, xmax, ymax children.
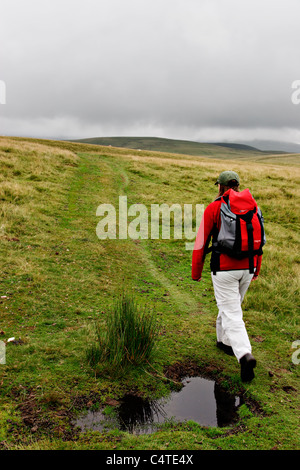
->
<box><xmin>86</xmin><ymin>293</ymin><xmax>160</xmax><ymax>370</ymax></box>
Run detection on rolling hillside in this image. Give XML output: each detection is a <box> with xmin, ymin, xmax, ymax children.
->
<box><xmin>71</xmin><ymin>136</ymin><xmax>266</xmax><ymax>157</ymax></box>
<box><xmin>0</xmin><ymin>136</ymin><xmax>299</xmax><ymax>450</ymax></box>
<box><xmin>70</xmin><ymin>136</ymin><xmax>299</xmax><ymax>164</ymax></box>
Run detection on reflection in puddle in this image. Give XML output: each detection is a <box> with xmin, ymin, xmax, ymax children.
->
<box><xmin>74</xmin><ymin>376</ymin><xmax>243</xmax><ymax>434</ymax></box>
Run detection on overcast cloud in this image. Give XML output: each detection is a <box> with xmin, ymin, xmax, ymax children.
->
<box><xmin>1</xmin><ymin>0</ymin><xmax>300</xmax><ymax>144</ymax></box>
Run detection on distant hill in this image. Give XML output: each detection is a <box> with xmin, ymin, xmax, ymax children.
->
<box><xmin>233</xmin><ymin>139</ymin><xmax>300</xmax><ymax>154</ymax></box>
<box><xmin>71</xmin><ymin>136</ymin><xmax>272</xmax><ymax>158</ymax></box>
<box><xmin>210</xmin><ymin>142</ymin><xmax>266</xmax><ymax>152</ymax></box>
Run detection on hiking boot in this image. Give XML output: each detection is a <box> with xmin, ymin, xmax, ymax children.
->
<box><xmin>240</xmin><ymin>353</ymin><xmax>256</xmax><ymax>382</ymax></box>
<box><xmin>216</xmin><ymin>341</ymin><xmax>234</xmax><ymax>356</ymax></box>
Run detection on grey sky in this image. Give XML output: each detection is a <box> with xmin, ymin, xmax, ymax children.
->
<box><xmin>1</xmin><ymin>0</ymin><xmax>300</xmax><ymax>144</ymax></box>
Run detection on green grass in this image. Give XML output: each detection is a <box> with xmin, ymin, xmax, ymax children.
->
<box><xmin>86</xmin><ymin>293</ymin><xmax>160</xmax><ymax>370</ymax></box>
<box><xmin>0</xmin><ymin>136</ymin><xmax>299</xmax><ymax>450</ymax></box>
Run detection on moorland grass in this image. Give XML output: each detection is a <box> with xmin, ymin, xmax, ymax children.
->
<box><xmin>0</xmin><ymin>136</ymin><xmax>299</xmax><ymax>450</ymax></box>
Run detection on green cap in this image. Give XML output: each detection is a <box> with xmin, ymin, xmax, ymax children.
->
<box><xmin>215</xmin><ymin>170</ymin><xmax>240</xmax><ymax>186</ymax></box>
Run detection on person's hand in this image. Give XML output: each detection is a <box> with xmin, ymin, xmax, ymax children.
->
<box><xmin>252</xmin><ymin>275</ymin><xmax>258</xmax><ymax>281</ymax></box>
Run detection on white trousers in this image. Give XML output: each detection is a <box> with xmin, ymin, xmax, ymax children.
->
<box><xmin>211</xmin><ymin>270</ymin><xmax>254</xmax><ymax>362</ymax></box>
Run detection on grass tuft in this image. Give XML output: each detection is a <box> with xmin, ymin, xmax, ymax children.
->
<box><xmin>86</xmin><ymin>293</ymin><xmax>160</xmax><ymax>371</ymax></box>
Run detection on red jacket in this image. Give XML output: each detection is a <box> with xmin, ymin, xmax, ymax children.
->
<box><xmin>192</xmin><ymin>190</ymin><xmax>262</xmax><ymax>280</ymax></box>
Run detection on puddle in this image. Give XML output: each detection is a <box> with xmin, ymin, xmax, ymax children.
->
<box><xmin>74</xmin><ymin>376</ymin><xmax>243</xmax><ymax>434</ymax></box>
